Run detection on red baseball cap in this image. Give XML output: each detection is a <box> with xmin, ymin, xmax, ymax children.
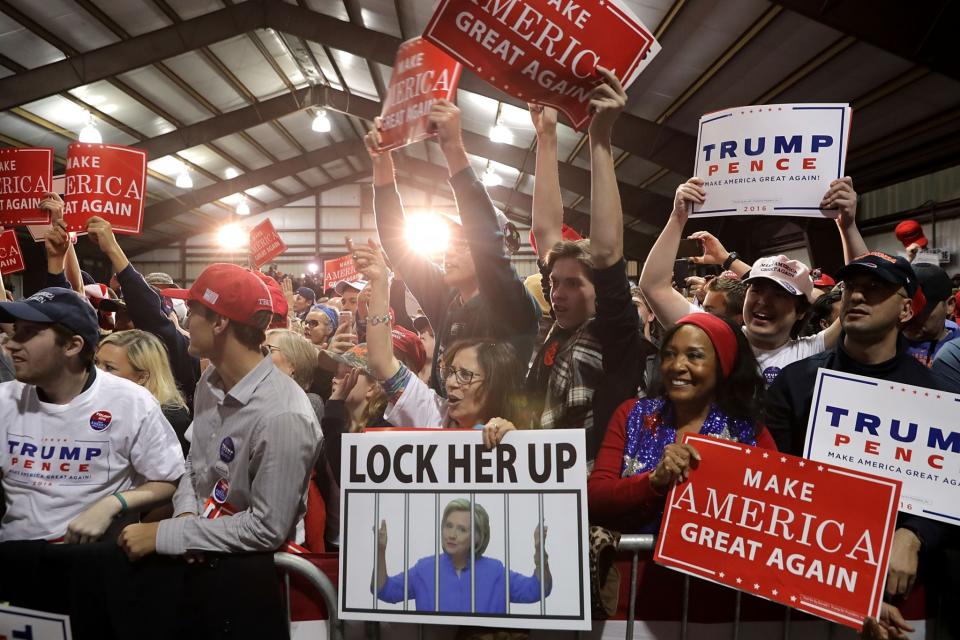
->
<box><xmin>529</xmin><ymin>223</ymin><xmax>583</xmax><ymax>255</ymax></box>
<box><xmin>164</xmin><ymin>263</ymin><xmax>273</xmax><ymax>327</ymax></box>
<box><xmin>812</xmin><ymin>271</ymin><xmax>835</xmax><ymax>287</ymax></box>
<box><xmin>252</xmin><ymin>271</ymin><xmax>287</xmax><ymax>316</ymax></box>
<box><xmin>390</xmin><ymin>325</ymin><xmax>426</xmax><ymax>372</ymax></box>
<box><xmin>894</xmin><ymin>220</ymin><xmax>927</xmax><ymax>248</ymax></box>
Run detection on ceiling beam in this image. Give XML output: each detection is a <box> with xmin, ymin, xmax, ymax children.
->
<box><xmin>125</xmin><ymin>171</ymin><xmax>372</xmax><ymax>257</ymax></box>
<box><xmin>0</xmin><ymin>2</ymin><xmax>264</xmax><ymax>112</ymax></box>
<box><xmin>770</xmin><ymin>0</ymin><xmax>958</xmax><ymax>83</ymax></box>
<box><xmin>141</xmin><ymin>140</ymin><xmax>366</xmax><ymax>228</ymax></box>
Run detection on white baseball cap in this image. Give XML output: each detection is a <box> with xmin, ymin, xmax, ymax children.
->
<box><xmin>743</xmin><ymin>255</ymin><xmax>815</xmax><ymax>302</ymax></box>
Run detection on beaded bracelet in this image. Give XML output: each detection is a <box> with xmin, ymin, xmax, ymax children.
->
<box><xmin>367</xmin><ymin>313</ymin><xmax>392</xmax><ymax>326</ymax></box>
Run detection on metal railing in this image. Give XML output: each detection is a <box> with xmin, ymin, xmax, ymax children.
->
<box><xmin>275</xmin><ymin>551</ymin><xmax>343</xmax><ymax>640</ymax></box>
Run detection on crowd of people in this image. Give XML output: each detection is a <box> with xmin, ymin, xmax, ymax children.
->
<box><xmin>0</xmin><ymin>67</ymin><xmax>958</xmax><ymax>640</ymax></box>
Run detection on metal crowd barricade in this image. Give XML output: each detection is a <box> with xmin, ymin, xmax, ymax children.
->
<box><xmin>274</xmin><ymin>551</ymin><xmax>343</xmax><ymax>640</ymax></box>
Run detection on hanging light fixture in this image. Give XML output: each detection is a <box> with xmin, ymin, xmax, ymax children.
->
<box><xmin>488</xmin><ymin>121</ymin><xmax>513</xmax><ymax>145</ymax></box>
<box><xmin>78</xmin><ymin>111</ymin><xmax>102</xmax><ymax>143</ymax></box>
<box><xmin>175</xmin><ymin>168</ymin><xmax>193</xmax><ymax>189</ymax></box>
<box><xmin>225</xmin><ymin>167</ymin><xmax>239</xmax><ymax>180</ymax></box>
<box><xmin>481</xmin><ymin>163</ymin><xmax>501</xmax><ymax>187</ymax></box>
<box><xmin>312</xmin><ymin>109</ymin><xmax>332</xmax><ymax>133</ymax></box>
<box><xmin>236</xmin><ymin>196</ymin><xmax>250</xmax><ymax>216</ymax></box>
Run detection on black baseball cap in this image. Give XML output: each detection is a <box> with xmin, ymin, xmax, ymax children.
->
<box><xmin>911</xmin><ymin>263</ymin><xmax>952</xmax><ymax>317</ymax></box>
<box><xmin>0</xmin><ymin>287</ymin><xmax>100</xmax><ymax>350</ymax></box>
<box><xmin>836</xmin><ymin>252</ymin><xmax>926</xmax><ymax>316</ymax></box>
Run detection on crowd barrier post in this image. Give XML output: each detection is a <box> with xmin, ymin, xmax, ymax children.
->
<box><xmin>274</xmin><ymin>551</ymin><xmax>343</xmax><ymax>640</ymax></box>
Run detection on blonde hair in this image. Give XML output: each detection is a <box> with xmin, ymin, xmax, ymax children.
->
<box><xmin>98</xmin><ymin>330</ymin><xmax>187</xmax><ymax>411</ymax></box>
<box><xmin>442</xmin><ymin>499</ymin><xmax>490</xmax><ymax>556</ymax></box>
<box><xmin>265</xmin><ymin>329</ymin><xmax>318</xmax><ymax>390</ymax></box>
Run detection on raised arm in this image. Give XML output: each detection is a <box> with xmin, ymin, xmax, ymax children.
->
<box><xmin>586</xmin><ymin>66</ymin><xmax>626</xmax><ymax>268</ymax></box>
<box><xmin>823</xmin><ymin>176</ymin><xmax>867</xmax><ymax>264</ymax></box>
<box><xmin>529</xmin><ymin>104</ymin><xmax>562</xmax><ymax>262</ymax></box>
<box><xmin>687</xmin><ymin>230</ymin><xmax>751</xmax><ymax>277</ymax></box>
<box><xmin>638</xmin><ymin>179</ymin><xmax>706</xmax><ymax>328</ymax></box>
<box><xmin>351</xmin><ymin>238</ymin><xmax>401</xmax><ymax>382</ymax></box>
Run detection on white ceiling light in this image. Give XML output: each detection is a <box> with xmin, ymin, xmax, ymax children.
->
<box><xmin>78</xmin><ymin>112</ymin><xmax>102</xmax><ymax>143</ymax></box>
<box><xmin>489</xmin><ymin>121</ymin><xmax>513</xmax><ymax>145</ymax></box>
<box><xmin>312</xmin><ymin>109</ymin><xmax>332</xmax><ymax>133</ymax></box>
<box><xmin>236</xmin><ymin>196</ymin><xmax>251</xmax><ymax>216</ymax></box>
<box><xmin>175</xmin><ymin>169</ymin><xmax>193</xmax><ymax>189</ymax></box>
<box><xmin>481</xmin><ymin>164</ymin><xmax>501</xmax><ymax>187</ymax></box>
<box><xmin>307</xmin><ymin>262</ymin><xmax>319</xmax><ymax>274</ymax></box>
<box><xmin>225</xmin><ymin>167</ymin><xmax>239</xmax><ymax>180</ymax></box>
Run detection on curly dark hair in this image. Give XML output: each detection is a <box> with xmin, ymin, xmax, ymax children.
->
<box><xmin>649</xmin><ymin>317</ymin><xmax>765</xmax><ymax>425</ymax></box>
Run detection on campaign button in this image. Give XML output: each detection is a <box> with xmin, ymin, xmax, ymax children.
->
<box><xmin>213</xmin><ymin>478</ymin><xmax>230</xmax><ymax>504</ymax></box>
<box><xmin>214</xmin><ymin>461</ymin><xmax>230</xmax><ymax>478</ymax></box>
<box><xmin>219</xmin><ymin>437</ymin><xmax>235</xmax><ymax>463</ymax></box>
<box><xmin>90</xmin><ymin>410</ymin><xmax>112</xmax><ymax>431</ymax></box>
<box><xmin>762</xmin><ymin>366</ymin><xmax>782</xmax><ymax>385</ymax></box>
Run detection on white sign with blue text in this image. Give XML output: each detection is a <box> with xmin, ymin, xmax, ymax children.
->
<box><xmin>693</xmin><ymin>103</ymin><xmax>851</xmax><ymax>218</ymax></box>
<box><xmin>803</xmin><ymin>368</ymin><xmax>960</xmax><ymax>526</ymax></box>
<box><xmin>0</xmin><ymin>604</ymin><xmax>73</xmax><ymax>640</ymax></box>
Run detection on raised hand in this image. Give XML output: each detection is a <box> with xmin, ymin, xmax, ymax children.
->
<box><xmin>349</xmin><ymin>237</ymin><xmax>389</xmax><ymax>284</ymax></box>
<box><xmin>587</xmin><ymin>66</ymin><xmax>627</xmax><ymax>140</ymax></box>
<box><xmin>529</xmin><ymin>103</ymin><xmax>558</xmax><ymax>138</ymax></box>
<box><xmin>671</xmin><ymin>178</ymin><xmax>706</xmax><ymax>224</ymax></box>
<box><xmin>377</xmin><ymin>519</ymin><xmax>388</xmax><ymax>551</ymax></box>
<box><xmin>364</xmin><ymin>117</ymin><xmax>386</xmax><ymax>158</ymax></box>
<box><xmin>821</xmin><ymin>176</ymin><xmax>857</xmax><ymax>225</ymax></box>
<box><xmin>427</xmin><ymin>99</ymin><xmax>464</xmax><ymax>151</ymax></box>
<box><xmin>688</xmin><ymin>230</ymin><xmax>730</xmax><ymax>266</ymax></box>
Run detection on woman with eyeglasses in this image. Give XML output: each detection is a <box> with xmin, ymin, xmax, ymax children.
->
<box><xmin>303</xmin><ymin>304</ymin><xmax>338</xmax><ymax>349</ymax></box>
<box><xmin>351</xmin><ymin>238</ymin><xmax>525</xmax><ymax>441</ymax></box>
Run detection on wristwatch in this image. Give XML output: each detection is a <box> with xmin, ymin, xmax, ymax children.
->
<box><xmin>721</xmin><ymin>252</ymin><xmax>739</xmax><ymax>271</ymax></box>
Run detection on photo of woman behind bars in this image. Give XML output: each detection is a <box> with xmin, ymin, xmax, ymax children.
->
<box><xmin>373</xmin><ymin>499</ymin><xmax>552</xmax><ymax>613</ymax></box>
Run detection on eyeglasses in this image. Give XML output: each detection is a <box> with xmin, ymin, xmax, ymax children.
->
<box><xmin>442</xmin><ymin>365</ymin><xmax>483</xmax><ymax>386</ymax></box>
<box><xmin>305</xmin><ymin>319</ymin><xmax>322</xmax><ymax>328</ymax></box>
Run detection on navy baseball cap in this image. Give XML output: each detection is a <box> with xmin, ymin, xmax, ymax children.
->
<box><xmin>296</xmin><ymin>286</ymin><xmax>316</xmax><ymax>302</ymax></box>
<box><xmin>836</xmin><ymin>252</ymin><xmax>927</xmax><ymax>316</ymax></box>
<box><xmin>0</xmin><ymin>287</ymin><xmax>100</xmax><ymax>350</ymax></box>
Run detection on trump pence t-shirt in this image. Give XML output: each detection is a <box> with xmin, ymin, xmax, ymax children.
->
<box><xmin>0</xmin><ymin>369</ymin><xmax>185</xmax><ymax>541</ymax></box>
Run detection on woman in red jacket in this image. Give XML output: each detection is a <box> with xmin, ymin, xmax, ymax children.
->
<box><xmin>588</xmin><ymin>312</ymin><xmax>776</xmax><ymax>533</ymax></box>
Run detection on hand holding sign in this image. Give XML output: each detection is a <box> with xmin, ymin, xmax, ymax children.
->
<box><xmin>44</xmin><ymin>216</ymin><xmax>70</xmax><ymax>266</ymax></box>
<box><xmin>427</xmin><ymin>100</ymin><xmax>464</xmax><ymax>151</ymax></box>
<box><xmin>820</xmin><ymin>176</ymin><xmax>857</xmax><ymax>227</ymax></box>
<box><xmin>650</xmin><ymin>442</ymin><xmax>701</xmax><ymax>492</ymax></box>
<box><xmin>39</xmin><ymin>191</ymin><xmax>64</xmax><ymax>223</ymax></box>
<box><xmin>528</xmin><ymin>103</ymin><xmax>558</xmax><ymax>138</ymax></box>
<box><xmin>671</xmin><ymin>178</ymin><xmax>706</xmax><ymax>224</ymax></box>
<box><xmin>586</xmin><ymin>67</ymin><xmax>626</xmax><ymax>141</ymax></box>
<box><xmin>364</xmin><ymin>118</ymin><xmax>387</xmax><ymax>159</ymax></box>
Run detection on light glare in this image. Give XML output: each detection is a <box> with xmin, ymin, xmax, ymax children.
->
<box><xmin>405</xmin><ymin>213</ymin><xmax>450</xmax><ymax>256</ymax></box>
<box><xmin>312</xmin><ymin>110</ymin><xmax>332</xmax><ymax>133</ymax></box>
<box><xmin>489</xmin><ymin>123</ymin><xmax>513</xmax><ymax>145</ymax></box>
<box><xmin>217</xmin><ymin>223</ymin><xmax>247</xmax><ymax>250</ymax></box>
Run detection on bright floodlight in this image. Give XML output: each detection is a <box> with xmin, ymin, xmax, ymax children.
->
<box><xmin>481</xmin><ymin>165</ymin><xmax>501</xmax><ymax>187</ymax></box>
<box><xmin>217</xmin><ymin>223</ymin><xmax>247</xmax><ymax>250</ymax></box>
<box><xmin>79</xmin><ymin>112</ymin><xmax>102</xmax><ymax>143</ymax></box>
<box><xmin>312</xmin><ymin>110</ymin><xmax>332</xmax><ymax>133</ymax></box>
<box><xmin>225</xmin><ymin>167</ymin><xmax>239</xmax><ymax>179</ymax></box>
<box><xmin>175</xmin><ymin>170</ymin><xmax>193</xmax><ymax>189</ymax></box>
<box><xmin>236</xmin><ymin>196</ymin><xmax>250</xmax><ymax>216</ymax></box>
<box><xmin>488</xmin><ymin>122</ymin><xmax>513</xmax><ymax>145</ymax></box>
<box><xmin>405</xmin><ymin>213</ymin><xmax>451</xmax><ymax>256</ymax></box>
<box><xmin>307</xmin><ymin>262</ymin><xmax>320</xmax><ymax>274</ymax></box>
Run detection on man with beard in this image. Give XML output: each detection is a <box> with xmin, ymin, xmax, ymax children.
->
<box><xmin>765</xmin><ymin>252</ymin><xmax>954</xmax><ymax>604</ymax></box>
<box><xmin>366</xmin><ymin>100</ymin><xmax>539</xmax><ymax>394</ymax></box>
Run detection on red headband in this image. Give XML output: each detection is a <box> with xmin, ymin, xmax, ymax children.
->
<box><xmin>675</xmin><ymin>312</ymin><xmax>739</xmax><ymax>378</ymax></box>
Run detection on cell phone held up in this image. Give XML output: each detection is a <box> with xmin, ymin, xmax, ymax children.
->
<box><xmin>676</xmin><ymin>238</ymin><xmax>704</xmax><ymax>258</ymax></box>
<box><xmin>672</xmin><ymin>259</ymin><xmax>690</xmax><ymax>290</ymax></box>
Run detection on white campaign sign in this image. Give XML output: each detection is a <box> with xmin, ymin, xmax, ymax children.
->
<box><xmin>0</xmin><ymin>604</ymin><xmax>73</xmax><ymax>639</ymax></box>
<box><xmin>693</xmin><ymin>103</ymin><xmax>851</xmax><ymax>218</ymax></box>
<box><xmin>803</xmin><ymin>368</ymin><xmax>960</xmax><ymax>526</ymax></box>
<box><xmin>338</xmin><ymin>429</ymin><xmax>590</xmax><ymax>630</ymax></box>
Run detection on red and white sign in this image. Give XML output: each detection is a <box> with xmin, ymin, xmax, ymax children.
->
<box><xmin>378</xmin><ymin>37</ymin><xmax>462</xmax><ymax>151</ymax></box>
<box><xmin>0</xmin><ymin>147</ymin><xmax>54</xmax><ymax>226</ymax></box>
<box><xmin>655</xmin><ymin>434</ymin><xmax>900</xmax><ymax>630</ymax></box>
<box><xmin>323</xmin><ymin>254</ymin><xmax>357</xmax><ymax>293</ymax></box>
<box><xmin>250</xmin><ymin>218</ymin><xmax>287</xmax><ymax>268</ymax></box>
<box><xmin>423</xmin><ymin>0</ymin><xmax>660</xmax><ymax>130</ymax></box>
<box><xmin>0</xmin><ymin>228</ymin><xmax>25</xmax><ymax>275</ymax></box>
<box><xmin>692</xmin><ymin>104</ymin><xmax>852</xmax><ymax>218</ymax></box>
<box><xmin>62</xmin><ymin>142</ymin><xmax>147</xmax><ymax>235</ymax></box>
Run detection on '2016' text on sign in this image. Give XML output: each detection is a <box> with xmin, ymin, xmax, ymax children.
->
<box><xmin>803</xmin><ymin>368</ymin><xmax>960</xmax><ymax>526</ymax></box>
<box><xmin>0</xmin><ymin>147</ymin><xmax>54</xmax><ymax>226</ymax></box>
<box><xmin>423</xmin><ymin>0</ymin><xmax>660</xmax><ymax>130</ymax></box>
<box><xmin>655</xmin><ymin>434</ymin><xmax>900</xmax><ymax>630</ymax></box>
<box><xmin>692</xmin><ymin>104</ymin><xmax>851</xmax><ymax>218</ymax></box>
<box><xmin>62</xmin><ymin>142</ymin><xmax>147</xmax><ymax>235</ymax></box>
<box><xmin>378</xmin><ymin>37</ymin><xmax>462</xmax><ymax>151</ymax></box>
<box><xmin>249</xmin><ymin>218</ymin><xmax>287</xmax><ymax>268</ymax></box>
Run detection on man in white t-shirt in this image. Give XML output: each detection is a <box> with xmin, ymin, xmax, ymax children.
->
<box><xmin>639</xmin><ymin>176</ymin><xmax>868</xmax><ymax>383</ymax></box>
<box><xmin>0</xmin><ymin>287</ymin><xmax>184</xmax><ymax>543</ymax></box>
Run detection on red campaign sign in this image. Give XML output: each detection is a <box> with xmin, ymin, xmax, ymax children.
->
<box><xmin>62</xmin><ymin>142</ymin><xmax>147</xmax><ymax>235</ymax></box>
<box><xmin>378</xmin><ymin>37</ymin><xmax>463</xmax><ymax>151</ymax></box>
<box><xmin>249</xmin><ymin>218</ymin><xmax>287</xmax><ymax>268</ymax></box>
<box><xmin>0</xmin><ymin>229</ymin><xmax>26</xmax><ymax>275</ymax></box>
<box><xmin>0</xmin><ymin>147</ymin><xmax>54</xmax><ymax>226</ymax></box>
<box><xmin>423</xmin><ymin>0</ymin><xmax>661</xmax><ymax>130</ymax></box>
<box><xmin>323</xmin><ymin>254</ymin><xmax>358</xmax><ymax>293</ymax></box>
<box><xmin>654</xmin><ymin>434</ymin><xmax>900</xmax><ymax>630</ymax></box>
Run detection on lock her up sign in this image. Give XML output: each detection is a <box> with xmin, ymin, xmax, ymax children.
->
<box><xmin>62</xmin><ymin>142</ymin><xmax>147</xmax><ymax>235</ymax></box>
<box><xmin>803</xmin><ymin>369</ymin><xmax>960</xmax><ymax>526</ymax></box>
<box><xmin>692</xmin><ymin>104</ymin><xmax>851</xmax><ymax>218</ymax></box>
<box><xmin>655</xmin><ymin>434</ymin><xmax>900</xmax><ymax>630</ymax></box>
<box><xmin>0</xmin><ymin>147</ymin><xmax>54</xmax><ymax>226</ymax></box>
<box><xmin>378</xmin><ymin>37</ymin><xmax>462</xmax><ymax>151</ymax></box>
<box><xmin>423</xmin><ymin>0</ymin><xmax>660</xmax><ymax>130</ymax></box>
